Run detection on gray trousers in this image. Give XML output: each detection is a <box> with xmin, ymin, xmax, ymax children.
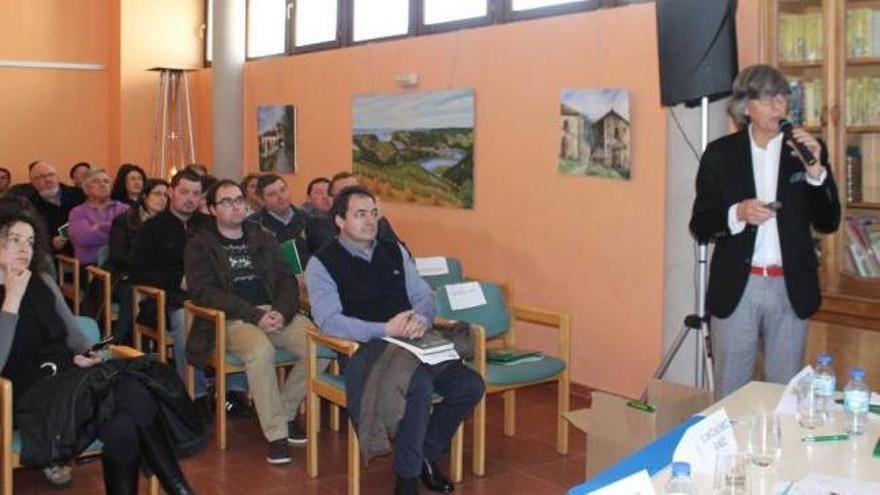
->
<box><xmin>710</xmin><ymin>274</ymin><xmax>808</xmax><ymax>400</ymax></box>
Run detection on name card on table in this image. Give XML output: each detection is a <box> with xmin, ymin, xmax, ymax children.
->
<box><xmin>415</xmin><ymin>256</ymin><xmax>450</xmax><ymax>276</ymax></box>
<box><xmin>586</xmin><ymin>469</ymin><xmax>655</xmax><ymax>495</ymax></box>
<box><xmin>445</xmin><ymin>281</ymin><xmax>487</xmax><ymax>310</ymax></box>
<box><xmin>672</xmin><ymin>408</ymin><xmax>737</xmax><ymax>474</ymax></box>
<box><xmin>775</xmin><ymin>365</ymin><xmax>814</xmax><ymax>415</ymax></box>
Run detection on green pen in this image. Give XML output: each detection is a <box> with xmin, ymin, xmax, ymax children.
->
<box><xmin>625</xmin><ymin>400</ymin><xmax>655</xmax><ymax>413</ymax></box>
<box><xmin>801</xmin><ymin>434</ymin><xmax>849</xmax><ymax>443</ymax></box>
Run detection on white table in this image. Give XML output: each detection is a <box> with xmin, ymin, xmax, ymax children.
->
<box><xmin>650</xmin><ymin>382</ymin><xmax>880</xmax><ymax>494</ymax></box>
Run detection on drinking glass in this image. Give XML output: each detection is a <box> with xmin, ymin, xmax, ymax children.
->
<box><xmin>713</xmin><ymin>450</ymin><xmax>750</xmax><ymax>495</ymax></box>
<box><xmin>796</xmin><ymin>380</ymin><xmax>825</xmax><ymax>429</ymax></box>
<box><xmin>747</xmin><ymin>413</ymin><xmax>781</xmax><ymax>467</ymax></box>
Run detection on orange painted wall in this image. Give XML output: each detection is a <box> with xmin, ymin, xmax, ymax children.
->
<box><xmin>0</xmin><ymin>0</ymin><xmax>112</xmax><ymax>183</ymax></box>
<box><xmin>234</xmin><ymin>3</ymin><xmax>665</xmax><ymax>396</ymax></box>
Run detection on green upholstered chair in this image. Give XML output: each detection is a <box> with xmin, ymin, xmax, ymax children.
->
<box><xmin>434</xmin><ymin>281</ymin><xmax>570</xmax><ymax>476</ymax></box>
<box><xmin>0</xmin><ymin>316</ymin><xmax>159</xmax><ymax>495</ymax></box>
<box><xmin>305</xmin><ymin>324</ymin><xmax>464</xmax><ymax>495</ymax></box>
<box><xmin>419</xmin><ymin>257</ymin><xmax>464</xmax><ymax>289</ymax></box>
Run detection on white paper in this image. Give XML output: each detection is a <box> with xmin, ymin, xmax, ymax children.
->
<box><xmin>779</xmin><ymin>473</ymin><xmax>880</xmax><ymax>495</ymax></box>
<box><xmin>672</xmin><ymin>408</ymin><xmax>737</xmax><ymax>474</ymax></box>
<box><xmin>415</xmin><ymin>256</ymin><xmax>450</xmax><ymax>277</ymax></box>
<box><xmin>419</xmin><ymin>348</ymin><xmax>460</xmax><ymax>365</ymax></box>
<box><xmin>586</xmin><ymin>469</ymin><xmax>655</xmax><ymax>495</ymax></box>
<box><xmin>775</xmin><ymin>365</ymin><xmax>814</xmax><ymax>415</ymax></box>
<box><xmin>445</xmin><ymin>281</ymin><xmax>487</xmax><ymax>311</ymax></box>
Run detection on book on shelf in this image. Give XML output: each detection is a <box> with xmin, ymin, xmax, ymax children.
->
<box><xmin>846</xmin><ymin>145</ymin><xmax>863</xmax><ymax>204</ymax></box>
<box><xmin>845</xmin><ymin>76</ymin><xmax>880</xmax><ymax>126</ymax></box>
<box><xmin>844</xmin><ymin>216</ymin><xmax>880</xmax><ymax>277</ymax></box>
<box><xmin>779</xmin><ymin>12</ymin><xmax>823</xmax><ymax>63</ymax></box>
<box><xmin>788</xmin><ymin>77</ymin><xmax>823</xmax><ymax>127</ymax></box>
<box><xmin>486</xmin><ymin>347</ymin><xmax>544</xmax><ymax>366</ymax></box>
<box><xmin>847</xmin><ymin>8</ymin><xmax>880</xmax><ymax>58</ymax></box>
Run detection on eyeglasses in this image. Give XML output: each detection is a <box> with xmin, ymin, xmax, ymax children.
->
<box><xmin>751</xmin><ymin>93</ymin><xmax>788</xmax><ymax>107</ymax></box>
<box><xmin>3</xmin><ymin>233</ymin><xmax>35</xmax><ymax>249</ymax></box>
<box><xmin>215</xmin><ymin>196</ymin><xmax>246</xmax><ymax>208</ymax></box>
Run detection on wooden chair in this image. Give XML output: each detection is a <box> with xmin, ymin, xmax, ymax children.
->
<box><xmin>305</xmin><ymin>324</ymin><xmax>464</xmax><ymax>495</ymax></box>
<box><xmin>183</xmin><ymin>300</ymin><xmax>300</xmax><ymax>450</ymax></box>
<box><xmin>435</xmin><ymin>281</ymin><xmax>570</xmax><ymax>476</ymax></box>
<box><xmin>55</xmin><ymin>254</ymin><xmax>80</xmax><ymax>316</ymax></box>
<box><xmin>132</xmin><ymin>285</ymin><xmax>170</xmax><ymax>363</ymax></box>
<box><xmin>85</xmin><ymin>266</ymin><xmax>114</xmax><ymax>338</ymax></box>
<box><xmin>0</xmin><ymin>316</ymin><xmax>159</xmax><ymax>495</ymax></box>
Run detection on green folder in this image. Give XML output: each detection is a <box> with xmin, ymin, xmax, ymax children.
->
<box><xmin>57</xmin><ymin>222</ymin><xmax>70</xmax><ymax>240</ymax></box>
<box><xmin>486</xmin><ymin>347</ymin><xmax>543</xmax><ymax>365</ymax></box>
<box><xmin>280</xmin><ymin>239</ymin><xmax>303</xmax><ymax>275</ymax></box>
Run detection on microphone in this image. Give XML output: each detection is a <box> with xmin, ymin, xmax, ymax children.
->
<box><xmin>778</xmin><ymin>119</ymin><xmax>818</xmax><ymax>166</ymax></box>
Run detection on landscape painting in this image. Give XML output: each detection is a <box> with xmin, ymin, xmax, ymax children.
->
<box><xmin>559</xmin><ymin>88</ymin><xmax>631</xmax><ymax>180</ymax></box>
<box><xmin>353</xmin><ymin>89</ymin><xmax>474</xmax><ymax>209</ymax></box>
<box><xmin>258</xmin><ymin>105</ymin><xmax>296</xmax><ymax>173</ymax></box>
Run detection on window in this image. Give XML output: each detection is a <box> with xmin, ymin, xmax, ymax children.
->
<box><xmin>353</xmin><ymin>0</ymin><xmax>410</xmax><ymax>42</ymax></box>
<box><xmin>294</xmin><ymin>0</ymin><xmax>338</xmax><ymax>47</ymax></box>
<box><xmin>511</xmin><ymin>0</ymin><xmax>587</xmax><ymax>10</ymax></box>
<box><xmin>424</xmin><ymin>0</ymin><xmax>487</xmax><ymax>25</ymax></box>
<box><xmin>247</xmin><ymin>0</ymin><xmax>288</xmax><ymax>58</ymax></box>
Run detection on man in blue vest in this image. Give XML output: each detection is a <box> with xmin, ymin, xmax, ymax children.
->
<box><xmin>306</xmin><ymin>186</ymin><xmax>484</xmax><ymax>494</ymax></box>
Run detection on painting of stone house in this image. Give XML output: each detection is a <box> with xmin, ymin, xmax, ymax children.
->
<box><xmin>558</xmin><ymin>89</ymin><xmax>631</xmax><ymax>180</ymax></box>
<box><xmin>258</xmin><ymin>105</ymin><xmax>296</xmax><ymax>173</ymax></box>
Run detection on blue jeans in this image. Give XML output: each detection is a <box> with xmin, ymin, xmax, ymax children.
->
<box><xmin>167</xmin><ymin>309</ymin><xmax>247</xmax><ymax>398</ymax></box>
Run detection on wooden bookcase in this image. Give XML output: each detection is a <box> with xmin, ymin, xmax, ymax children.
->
<box><xmin>763</xmin><ymin>0</ymin><xmax>880</xmax><ymax>387</ymax></box>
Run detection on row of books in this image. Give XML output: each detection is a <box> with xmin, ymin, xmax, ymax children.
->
<box><xmin>778</xmin><ymin>12</ymin><xmax>823</xmax><ymax>62</ymax></box>
<box><xmin>844</xmin><ymin>215</ymin><xmax>880</xmax><ymax>278</ymax></box>
<box><xmin>788</xmin><ymin>78</ymin><xmax>824</xmax><ymax>127</ymax></box>
<box><xmin>844</xmin><ymin>77</ymin><xmax>880</xmax><ymax>126</ymax></box>
<box><xmin>845</xmin><ymin>134</ymin><xmax>880</xmax><ymax>204</ymax></box>
<box><xmin>846</xmin><ymin>8</ymin><xmax>880</xmax><ymax>58</ymax></box>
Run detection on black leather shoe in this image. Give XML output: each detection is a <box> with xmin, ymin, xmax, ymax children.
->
<box><xmin>395</xmin><ymin>475</ymin><xmax>420</xmax><ymax>495</ymax></box>
<box><xmin>420</xmin><ymin>460</ymin><xmax>454</xmax><ymax>493</ymax></box>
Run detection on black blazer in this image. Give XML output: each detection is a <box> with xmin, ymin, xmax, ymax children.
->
<box><xmin>689</xmin><ymin>129</ymin><xmax>841</xmax><ymax>319</ymax></box>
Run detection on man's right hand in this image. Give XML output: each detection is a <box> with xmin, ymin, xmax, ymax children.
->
<box><xmin>51</xmin><ymin>235</ymin><xmax>67</xmax><ymax>251</ymax></box>
<box><xmin>385</xmin><ymin>310</ymin><xmax>415</xmax><ymax>337</ymax></box>
<box><xmin>736</xmin><ymin>199</ymin><xmax>774</xmax><ymax>226</ymax></box>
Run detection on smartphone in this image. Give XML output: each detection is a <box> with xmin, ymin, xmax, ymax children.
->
<box><xmin>764</xmin><ymin>201</ymin><xmax>783</xmax><ymax>211</ymax></box>
<box><xmin>82</xmin><ymin>335</ymin><xmax>116</xmax><ymax>356</ymax></box>
<box><xmin>57</xmin><ymin>223</ymin><xmax>70</xmax><ymax>239</ymax></box>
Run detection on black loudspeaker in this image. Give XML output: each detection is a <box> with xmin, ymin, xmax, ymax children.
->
<box><xmin>656</xmin><ymin>0</ymin><xmax>739</xmax><ymax>107</ymax></box>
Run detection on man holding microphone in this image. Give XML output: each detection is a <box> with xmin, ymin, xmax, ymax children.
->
<box><xmin>690</xmin><ymin>64</ymin><xmax>841</xmax><ymax>400</ymax></box>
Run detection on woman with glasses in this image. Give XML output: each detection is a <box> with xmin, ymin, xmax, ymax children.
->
<box><xmin>0</xmin><ymin>197</ymin><xmax>202</xmax><ymax>493</ymax></box>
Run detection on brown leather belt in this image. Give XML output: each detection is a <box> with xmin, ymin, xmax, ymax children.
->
<box><xmin>750</xmin><ymin>265</ymin><xmax>784</xmax><ymax>277</ymax></box>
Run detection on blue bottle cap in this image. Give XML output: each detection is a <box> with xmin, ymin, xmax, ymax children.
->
<box><xmin>817</xmin><ymin>353</ymin><xmax>832</xmax><ymax>366</ymax></box>
<box><xmin>672</xmin><ymin>462</ymin><xmax>690</xmax><ymax>477</ymax></box>
<box><xmin>851</xmin><ymin>368</ymin><xmax>865</xmax><ymax>380</ymax></box>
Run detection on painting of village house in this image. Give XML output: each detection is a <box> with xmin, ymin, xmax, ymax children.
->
<box><xmin>352</xmin><ymin>89</ymin><xmax>475</xmax><ymax>209</ymax></box>
<box><xmin>258</xmin><ymin>105</ymin><xmax>296</xmax><ymax>173</ymax></box>
<box><xmin>559</xmin><ymin>88</ymin><xmax>631</xmax><ymax>180</ymax></box>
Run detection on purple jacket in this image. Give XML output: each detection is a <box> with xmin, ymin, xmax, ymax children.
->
<box><xmin>68</xmin><ymin>200</ymin><xmax>130</xmax><ymax>265</ymax></box>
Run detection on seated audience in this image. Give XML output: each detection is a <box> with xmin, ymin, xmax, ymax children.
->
<box><xmin>68</xmin><ymin>168</ymin><xmax>130</xmax><ymax>266</ymax></box>
<box><xmin>185</xmin><ymin>180</ymin><xmax>327</xmax><ymax>464</ymax></box>
<box><xmin>109</xmin><ymin>179</ymin><xmax>169</xmax><ymax>344</ymax></box>
<box><xmin>299</xmin><ymin>177</ymin><xmax>331</xmax><ymax>217</ymax></box>
<box><xmin>241</xmin><ymin>173</ymin><xmax>263</xmax><ymax>216</ymax></box>
<box><xmin>130</xmin><ymin>170</ymin><xmax>249</xmax><ymax>416</ymax></box>
<box><xmin>69</xmin><ymin>162</ymin><xmax>91</xmax><ymax>189</ymax></box>
<box><xmin>305</xmin><ymin>172</ymin><xmax>404</xmax><ymax>255</ymax></box>
<box><xmin>245</xmin><ymin>174</ymin><xmax>310</xmax><ymax>263</ymax></box>
<box><xmin>0</xmin><ymin>199</ymin><xmax>201</xmax><ymax>494</ymax></box>
<box><xmin>306</xmin><ymin>186</ymin><xmax>484</xmax><ymax>494</ymax></box>
<box><xmin>111</xmin><ymin>163</ymin><xmax>147</xmax><ymax>207</ymax></box>
<box><xmin>20</xmin><ymin>161</ymin><xmax>85</xmax><ymax>256</ymax></box>
<box><xmin>0</xmin><ymin>167</ymin><xmax>10</xmax><ymax>195</ymax></box>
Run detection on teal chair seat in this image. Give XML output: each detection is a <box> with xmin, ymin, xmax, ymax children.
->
<box><xmin>74</xmin><ymin>316</ymin><xmax>101</xmax><ymax>344</ymax></box>
<box><xmin>484</xmin><ymin>355</ymin><xmax>566</xmax><ymax>386</ymax></box>
<box><xmin>12</xmin><ymin>432</ymin><xmax>103</xmax><ymax>456</ymax></box>
<box><xmin>434</xmin><ymin>282</ymin><xmax>510</xmax><ymax>338</ymax></box>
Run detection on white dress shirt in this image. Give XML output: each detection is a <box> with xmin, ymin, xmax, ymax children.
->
<box><xmin>727</xmin><ymin>126</ymin><xmax>827</xmax><ymax>267</ymax></box>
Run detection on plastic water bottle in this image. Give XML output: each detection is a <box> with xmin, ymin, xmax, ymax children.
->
<box><xmin>843</xmin><ymin>367</ymin><xmax>870</xmax><ymax>436</ymax></box>
<box><xmin>664</xmin><ymin>462</ymin><xmax>697</xmax><ymax>495</ymax></box>
<box><xmin>813</xmin><ymin>353</ymin><xmax>836</xmax><ymax>419</ymax></box>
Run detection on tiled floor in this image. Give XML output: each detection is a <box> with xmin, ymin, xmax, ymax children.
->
<box><xmin>14</xmin><ymin>384</ymin><xmax>590</xmax><ymax>494</ymax></box>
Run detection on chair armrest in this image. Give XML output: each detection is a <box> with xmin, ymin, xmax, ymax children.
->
<box><xmin>108</xmin><ymin>345</ymin><xmax>144</xmax><ymax>359</ymax></box>
<box><xmin>55</xmin><ymin>254</ymin><xmax>78</xmax><ymax>268</ymax></box>
<box><xmin>470</xmin><ymin>324</ymin><xmax>487</xmax><ymax>375</ymax></box>
<box><xmin>1</xmin><ymin>377</ymin><xmax>10</xmax><ymax>473</ymax></box>
<box><xmin>305</xmin><ymin>324</ymin><xmax>359</xmax><ymax>357</ymax></box>
<box><xmin>133</xmin><ymin>285</ymin><xmax>167</xmax><ymax>334</ymax></box>
<box><xmin>183</xmin><ymin>300</ymin><xmax>227</xmax><ymax>376</ymax></box>
<box><xmin>510</xmin><ymin>303</ymin><xmax>570</xmax><ymax>365</ymax></box>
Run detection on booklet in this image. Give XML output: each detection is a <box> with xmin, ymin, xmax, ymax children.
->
<box><xmin>384</xmin><ymin>333</ymin><xmax>459</xmax><ymax>365</ymax></box>
<box><xmin>57</xmin><ymin>222</ymin><xmax>70</xmax><ymax>240</ymax></box>
<box><xmin>280</xmin><ymin>239</ymin><xmax>303</xmax><ymax>275</ymax></box>
<box><xmin>486</xmin><ymin>347</ymin><xmax>544</xmax><ymax>365</ymax></box>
